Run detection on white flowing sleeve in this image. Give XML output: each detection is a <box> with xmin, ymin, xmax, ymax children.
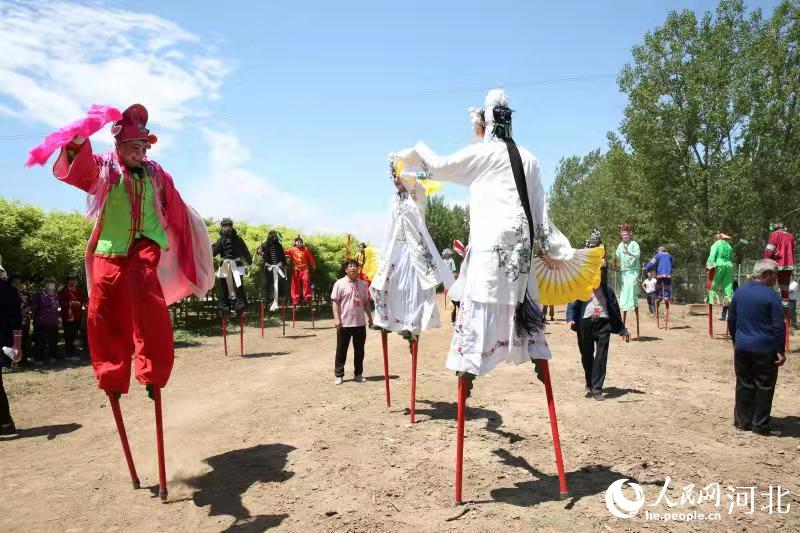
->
<box><xmin>401</xmin><ymin>200</ymin><xmax>456</xmax><ymax>290</ymax></box>
<box><xmin>396</xmin><ymin>142</ymin><xmax>484</xmax><ymax>186</ymax></box>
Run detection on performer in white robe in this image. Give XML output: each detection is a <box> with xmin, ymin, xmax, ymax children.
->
<box><xmin>370</xmin><ymin>169</ymin><xmax>455</xmax><ymax>338</ymax></box>
<box><xmin>394</xmin><ymin>90</ymin><xmax>602</xmax><ymax>377</ymax></box>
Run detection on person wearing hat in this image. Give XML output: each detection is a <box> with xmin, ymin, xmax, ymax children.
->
<box><xmin>46</xmin><ymin>103</ymin><xmax>214</xmax><ymax>499</ymax></box>
<box><xmin>392</xmin><ymin>89</ymin><xmax>604</xmax><ymax>502</ymax></box>
<box><xmin>643</xmin><ymin>246</ymin><xmax>675</xmax><ymax>306</ymax></box>
<box><xmin>284</xmin><ymin>235</ymin><xmax>316</xmax><ymax>307</ymax></box>
<box><xmin>59</xmin><ymin>274</ymin><xmax>86</xmax><ymax>361</ymax></box>
<box><xmin>370</xmin><ymin>162</ymin><xmax>454</xmax><ymax>340</ymax></box>
<box><xmin>613</xmin><ymin>223</ymin><xmax>641</xmax><ymax>325</ymax></box>
<box><xmin>727</xmin><ymin>259</ymin><xmax>786</xmax><ymax>434</ymax></box>
<box><xmin>707</xmin><ymin>231</ymin><xmax>735</xmax><ymax>320</ymax></box>
<box><xmin>567</xmin><ymin>229</ymin><xmax>630</xmax><ymax>401</ymax></box>
<box><xmin>257</xmin><ymin>230</ymin><xmax>289</xmax><ymax>312</ymax></box>
<box><xmin>212</xmin><ymin>218</ymin><xmax>253</xmax><ymax>316</ymax></box>
<box><xmin>764</xmin><ymin>222</ymin><xmax>795</xmax><ymax>305</ymax></box>
<box><xmin>32</xmin><ymin>277</ymin><xmax>60</xmax><ymax>365</ymax></box>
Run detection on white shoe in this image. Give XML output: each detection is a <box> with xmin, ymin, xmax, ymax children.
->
<box><xmin>354</xmin><ymin>375</ymin><xmax>366</xmax><ymax>383</ymax></box>
<box><xmin>334</xmin><ymin>377</ymin><xmax>344</xmax><ymax>385</ymax></box>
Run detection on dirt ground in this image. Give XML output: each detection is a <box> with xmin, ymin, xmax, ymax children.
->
<box><xmin>2</xmin><ymin>296</ymin><xmax>799</xmax><ymax>532</ymax></box>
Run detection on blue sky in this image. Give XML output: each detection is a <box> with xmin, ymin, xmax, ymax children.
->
<box><xmin>0</xmin><ymin>0</ymin><xmax>780</xmax><ymax>244</ymax></box>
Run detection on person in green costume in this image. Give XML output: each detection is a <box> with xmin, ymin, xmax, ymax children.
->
<box><xmin>707</xmin><ymin>231</ymin><xmax>735</xmax><ymax>320</ymax></box>
<box><xmin>613</xmin><ymin>223</ymin><xmax>640</xmax><ymax>329</ymax></box>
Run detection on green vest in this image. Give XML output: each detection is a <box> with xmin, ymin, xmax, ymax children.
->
<box><xmin>95</xmin><ymin>167</ymin><xmax>168</xmax><ymax>256</ymax></box>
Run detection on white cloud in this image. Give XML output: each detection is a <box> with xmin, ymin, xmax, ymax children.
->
<box><xmin>188</xmin><ymin>128</ymin><xmax>388</xmax><ymax>245</ymax></box>
<box><xmin>0</xmin><ymin>0</ymin><xmax>229</xmax><ymax>131</ymax></box>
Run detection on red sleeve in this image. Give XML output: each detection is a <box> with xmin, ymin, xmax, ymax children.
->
<box><xmin>52</xmin><ymin>140</ymin><xmax>101</xmax><ymax>193</ymax></box>
<box><xmin>764</xmin><ymin>232</ymin><xmax>778</xmax><ymax>259</ymax></box>
<box><xmin>305</xmin><ymin>248</ymin><xmax>316</xmax><ymax>269</ymax></box>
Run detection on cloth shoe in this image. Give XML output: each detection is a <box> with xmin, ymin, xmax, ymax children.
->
<box><xmin>334</xmin><ymin>377</ymin><xmax>343</xmax><ymax>385</ymax></box>
<box><xmin>354</xmin><ymin>375</ymin><xmax>366</xmax><ymax>383</ymax></box>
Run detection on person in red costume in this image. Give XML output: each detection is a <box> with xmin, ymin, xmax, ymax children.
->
<box><xmin>764</xmin><ymin>222</ymin><xmax>796</xmax><ymax>303</ymax></box>
<box><xmin>285</xmin><ymin>235</ymin><xmax>316</xmax><ymax>306</ymax></box>
<box><xmin>45</xmin><ymin>103</ymin><xmax>213</xmax><ymax>500</ymax></box>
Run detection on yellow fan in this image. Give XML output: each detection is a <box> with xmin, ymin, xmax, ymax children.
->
<box><xmin>535</xmin><ymin>245</ymin><xmax>605</xmax><ymax>305</ymax></box>
<box><xmin>394</xmin><ymin>160</ymin><xmax>444</xmax><ymax>196</ymax></box>
<box><xmin>362</xmin><ymin>246</ymin><xmax>380</xmax><ymax>281</ymax></box>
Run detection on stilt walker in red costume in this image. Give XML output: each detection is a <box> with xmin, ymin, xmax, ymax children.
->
<box><xmin>764</xmin><ymin>223</ymin><xmax>796</xmax><ymax>350</ymax></box>
<box><xmin>27</xmin><ymin>104</ymin><xmax>214</xmax><ymax>500</ymax></box>
<box><xmin>285</xmin><ymin>235</ymin><xmax>316</xmax><ymax>325</ymax></box>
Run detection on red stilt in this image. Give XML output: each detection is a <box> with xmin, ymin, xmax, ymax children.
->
<box><xmin>292</xmin><ymin>305</ymin><xmax>296</xmax><ymax>328</ymax></box>
<box><xmin>410</xmin><ymin>338</ymin><xmax>418</xmax><ymax>424</ymax></box>
<box><xmin>222</xmin><ymin>315</ymin><xmax>228</xmax><ymax>356</ymax></box>
<box><xmin>634</xmin><ymin>307</ymin><xmax>640</xmax><ymax>339</ymax></box>
<box><xmin>381</xmin><ymin>331</ymin><xmax>391</xmax><ymax>407</ymax></box>
<box><xmin>455</xmin><ymin>376</ymin><xmax>467</xmax><ymax>505</ymax></box>
<box><xmin>153</xmin><ymin>387</ymin><xmax>167</xmax><ymax>501</ymax></box>
<box><xmin>311</xmin><ymin>301</ymin><xmax>315</xmax><ymax>329</ymax></box>
<box><xmin>655</xmin><ymin>300</ymin><xmax>661</xmax><ymax>329</ymax></box>
<box><xmin>107</xmin><ymin>393</ymin><xmax>140</xmax><ymax>489</ymax></box>
<box><xmin>260</xmin><ymin>302</ymin><xmax>265</xmax><ymax>338</ymax></box>
<box><xmin>664</xmin><ymin>303</ymin><xmax>669</xmax><ymax>330</ymax></box>
<box><xmin>540</xmin><ymin>360</ymin><xmax>569</xmax><ymax>498</ymax></box>
<box><xmin>708</xmin><ymin>303</ymin><xmax>713</xmax><ymax>338</ymax></box>
<box><xmin>239</xmin><ymin>312</ymin><xmax>245</xmax><ymax>357</ymax></box>
<box><xmin>444</xmin><ymin>288</ymin><xmax>448</xmax><ymax>309</ymax></box>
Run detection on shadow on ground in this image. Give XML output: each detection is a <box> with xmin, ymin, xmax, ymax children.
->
<box><xmin>603</xmin><ymin>387</ymin><xmax>645</xmax><ymax>399</ymax></box>
<box><xmin>241</xmin><ymin>351</ymin><xmax>290</xmax><ymax>360</ymax></box>
<box><xmin>769</xmin><ymin>415</ymin><xmax>800</xmax><ymax>438</ymax></box>
<box><xmin>402</xmin><ymin>399</ymin><xmax>525</xmax><ymax>443</ymax></box>
<box><xmin>183</xmin><ymin>443</ymin><xmax>296</xmax><ymax>532</ymax></box>
<box><xmin>479</xmin><ymin>449</ymin><xmax>663</xmax><ymax>509</ymax></box>
<box><xmin>635</xmin><ymin>336</ymin><xmax>662</xmax><ymax>342</ymax></box>
<box><xmin>364</xmin><ymin>375</ymin><xmax>399</xmax><ymax>382</ymax></box>
<box><xmin>0</xmin><ymin>422</ymin><xmax>81</xmax><ymax>441</ymax></box>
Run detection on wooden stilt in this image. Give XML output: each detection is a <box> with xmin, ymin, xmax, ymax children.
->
<box><xmin>540</xmin><ymin>360</ymin><xmax>568</xmax><ymax>499</ymax></box>
<box><xmin>708</xmin><ymin>303</ymin><xmax>713</xmax><ymax>338</ymax></box>
<box><xmin>260</xmin><ymin>302</ymin><xmax>264</xmax><ymax>338</ymax></box>
<box><xmin>410</xmin><ymin>338</ymin><xmax>418</xmax><ymax>424</ymax></box>
<box><xmin>239</xmin><ymin>312</ymin><xmax>245</xmax><ymax>356</ymax></box>
<box><xmin>107</xmin><ymin>393</ymin><xmax>140</xmax><ymax>489</ymax></box>
<box><xmin>153</xmin><ymin>387</ymin><xmax>167</xmax><ymax>501</ymax></box>
<box><xmin>381</xmin><ymin>331</ymin><xmax>390</xmax><ymax>407</ymax></box>
<box><xmin>664</xmin><ymin>302</ymin><xmax>670</xmax><ymax>330</ymax></box>
<box><xmin>222</xmin><ymin>315</ymin><xmax>228</xmax><ymax>356</ymax></box>
<box><xmin>455</xmin><ymin>376</ymin><xmax>466</xmax><ymax>505</ymax></box>
<box><xmin>634</xmin><ymin>306</ymin><xmax>640</xmax><ymax>339</ymax></box>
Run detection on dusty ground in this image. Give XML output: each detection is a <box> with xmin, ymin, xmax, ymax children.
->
<box><xmin>2</xmin><ymin>296</ymin><xmax>799</xmax><ymax>532</ymax></box>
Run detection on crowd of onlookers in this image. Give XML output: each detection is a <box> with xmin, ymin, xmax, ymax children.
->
<box><xmin>0</xmin><ymin>272</ymin><xmax>87</xmax><ymax>370</ymax></box>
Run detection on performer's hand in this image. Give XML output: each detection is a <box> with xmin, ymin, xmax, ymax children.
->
<box><xmin>335</xmin><ymin>319</ymin><xmax>342</xmax><ymax>330</ymax></box>
<box><xmin>776</xmin><ymin>352</ymin><xmax>786</xmax><ymax>367</ymax></box>
<box><xmin>367</xmin><ymin>317</ymin><xmax>373</xmax><ymax>329</ymax></box>
<box><xmin>621</xmin><ymin>332</ymin><xmax>631</xmax><ymax>343</ymax></box>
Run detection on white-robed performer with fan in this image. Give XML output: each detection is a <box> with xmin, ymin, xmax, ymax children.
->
<box><xmin>392</xmin><ymin>89</ymin><xmax>604</xmax><ymax>504</ymax></box>
<box><xmin>370</xmin><ymin>163</ymin><xmax>455</xmax><ymax>422</ymax></box>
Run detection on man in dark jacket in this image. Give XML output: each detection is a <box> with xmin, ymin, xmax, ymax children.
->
<box><xmin>0</xmin><ymin>269</ymin><xmax>22</xmax><ymax>434</ymax></box>
<box><xmin>566</xmin><ymin>230</ymin><xmax>629</xmax><ymax>401</ymax></box>
<box><xmin>212</xmin><ymin>218</ymin><xmax>253</xmax><ymax>315</ymax></box>
<box><xmin>727</xmin><ymin>259</ymin><xmax>786</xmax><ymax>435</ymax></box>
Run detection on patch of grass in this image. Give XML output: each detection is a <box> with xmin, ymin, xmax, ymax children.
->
<box><xmin>173</xmin><ymin>329</ymin><xmax>202</xmax><ymax>348</ymax></box>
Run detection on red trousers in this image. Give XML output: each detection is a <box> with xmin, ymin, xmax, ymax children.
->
<box><xmin>88</xmin><ymin>239</ymin><xmax>173</xmax><ymax>393</ymax></box>
<box><xmin>290</xmin><ymin>268</ymin><xmax>312</xmax><ymax>305</ymax></box>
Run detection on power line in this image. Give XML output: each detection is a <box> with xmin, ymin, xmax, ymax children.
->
<box><xmin>0</xmin><ymin>73</ymin><xmax>617</xmax><ymax>144</ymax></box>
